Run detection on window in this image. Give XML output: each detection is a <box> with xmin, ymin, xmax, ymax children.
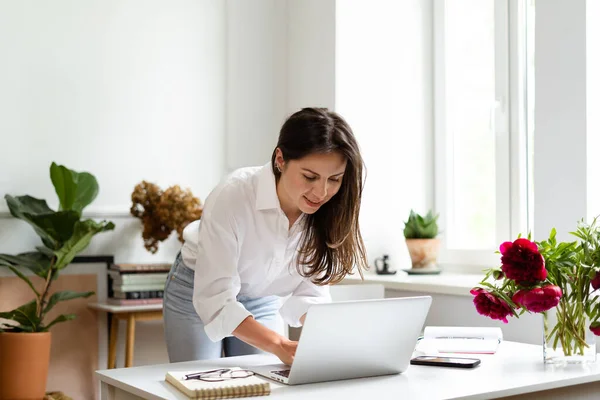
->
<box><xmin>434</xmin><ymin>0</ymin><xmax>533</xmax><ymax>266</ymax></box>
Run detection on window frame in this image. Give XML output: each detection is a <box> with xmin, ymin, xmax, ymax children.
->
<box><xmin>433</xmin><ymin>0</ymin><xmax>531</xmax><ymax>270</ymax></box>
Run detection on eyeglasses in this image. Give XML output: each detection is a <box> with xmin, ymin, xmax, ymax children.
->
<box><xmin>183</xmin><ymin>368</ymin><xmax>255</xmax><ymax>382</ymax></box>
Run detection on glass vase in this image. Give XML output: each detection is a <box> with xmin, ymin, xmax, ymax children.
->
<box><xmin>543</xmin><ymin>301</ymin><xmax>597</xmax><ymax>364</ymax></box>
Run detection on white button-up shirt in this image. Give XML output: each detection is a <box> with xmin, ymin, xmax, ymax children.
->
<box><xmin>181</xmin><ymin>163</ymin><xmax>331</xmax><ymax>342</ymax></box>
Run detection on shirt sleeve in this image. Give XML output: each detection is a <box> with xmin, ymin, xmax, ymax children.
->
<box><xmin>279</xmin><ymin>278</ymin><xmax>332</xmax><ymax>327</ymax></box>
<box><xmin>192</xmin><ymin>187</ymin><xmax>252</xmax><ymax>342</ymax></box>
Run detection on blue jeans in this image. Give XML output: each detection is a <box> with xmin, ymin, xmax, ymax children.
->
<box><xmin>163</xmin><ymin>252</ymin><xmax>282</xmax><ymax>362</ymax></box>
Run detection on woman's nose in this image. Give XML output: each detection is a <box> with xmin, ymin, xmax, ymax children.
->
<box><xmin>313</xmin><ymin>181</ymin><xmax>328</xmax><ymax>200</ymax></box>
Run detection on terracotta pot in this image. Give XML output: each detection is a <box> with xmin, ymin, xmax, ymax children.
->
<box><xmin>0</xmin><ymin>332</ymin><xmax>51</xmax><ymax>400</ymax></box>
<box><xmin>405</xmin><ymin>238</ymin><xmax>440</xmax><ymax>269</ymax></box>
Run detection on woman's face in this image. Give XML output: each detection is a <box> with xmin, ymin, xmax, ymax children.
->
<box><xmin>275</xmin><ymin>149</ymin><xmax>347</xmax><ymax>216</ymax></box>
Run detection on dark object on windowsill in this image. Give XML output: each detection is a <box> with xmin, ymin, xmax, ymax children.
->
<box><xmin>375</xmin><ymin>254</ymin><xmax>397</xmax><ymax>275</ymax></box>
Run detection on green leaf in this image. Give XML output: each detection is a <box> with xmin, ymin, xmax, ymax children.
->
<box><xmin>29</xmin><ymin>211</ymin><xmax>80</xmax><ymax>245</ymax></box>
<box><xmin>6</xmin><ymin>266</ymin><xmax>40</xmax><ymax>297</ymax></box>
<box><xmin>549</xmin><ymin>228</ymin><xmax>557</xmax><ymax>247</ymax></box>
<box><xmin>0</xmin><ymin>252</ymin><xmax>52</xmax><ymax>279</ymax></box>
<box><xmin>0</xmin><ymin>300</ymin><xmax>40</xmax><ymax>332</ymax></box>
<box><xmin>403</xmin><ymin>209</ymin><xmax>439</xmax><ymax>239</ymax></box>
<box><xmin>44</xmin><ymin>314</ymin><xmax>76</xmax><ymax>331</ymax></box>
<box><xmin>50</xmin><ymin>163</ymin><xmax>99</xmax><ymax>214</ymax></box>
<box><xmin>44</xmin><ymin>290</ymin><xmax>94</xmax><ymax>314</ymax></box>
<box><xmin>36</xmin><ymin>246</ymin><xmax>55</xmax><ymax>258</ymax></box>
<box><xmin>570</xmin><ymin>230</ymin><xmax>586</xmax><ymax>241</ymax></box>
<box><xmin>495</xmin><ymin>291</ymin><xmax>518</xmax><ymax>310</ymax></box>
<box><xmin>5</xmin><ymin>195</ymin><xmax>79</xmax><ymax>249</ymax></box>
<box><xmin>478</xmin><ymin>281</ymin><xmax>497</xmax><ymax>290</ymax></box>
<box><xmin>6</xmin><ymin>195</ymin><xmax>57</xmax><ymax>248</ymax></box>
<box><xmin>53</xmin><ymin>219</ymin><xmax>115</xmax><ymax>270</ymax></box>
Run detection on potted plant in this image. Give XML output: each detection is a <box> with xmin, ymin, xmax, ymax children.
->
<box><xmin>403</xmin><ymin>210</ymin><xmax>440</xmax><ymax>269</ymax></box>
<box><xmin>0</xmin><ymin>163</ymin><xmax>114</xmax><ymax>400</ymax></box>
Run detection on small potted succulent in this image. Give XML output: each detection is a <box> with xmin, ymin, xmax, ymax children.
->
<box><xmin>403</xmin><ymin>210</ymin><xmax>440</xmax><ymax>269</ymax></box>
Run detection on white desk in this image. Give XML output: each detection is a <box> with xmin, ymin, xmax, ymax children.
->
<box><xmin>96</xmin><ymin>342</ymin><xmax>600</xmax><ymax>400</ymax></box>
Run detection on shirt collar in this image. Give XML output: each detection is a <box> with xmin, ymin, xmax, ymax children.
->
<box><xmin>255</xmin><ymin>163</ymin><xmax>280</xmax><ymax>211</ymax></box>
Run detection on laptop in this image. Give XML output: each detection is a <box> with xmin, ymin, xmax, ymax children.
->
<box><xmin>250</xmin><ymin>296</ymin><xmax>432</xmax><ymax>385</ymax></box>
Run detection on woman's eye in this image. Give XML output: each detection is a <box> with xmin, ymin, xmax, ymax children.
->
<box><xmin>329</xmin><ymin>178</ymin><xmax>341</xmax><ymax>183</ymax></box>
<box><xmin>303</xmin><ymin>175</ymin><xmax>317</xmax><ymax>181</ymax></box>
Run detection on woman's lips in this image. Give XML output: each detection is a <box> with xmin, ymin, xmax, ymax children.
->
<box><xmin>304</xmin><ymin>196</ymin><xmax>322</xmax><ymax>207</ymax></box>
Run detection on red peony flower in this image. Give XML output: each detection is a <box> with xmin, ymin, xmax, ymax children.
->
<box><xmin>592</xmin><ymin>272</ymin><xmax>600</xmax><ymax>291</ymax></box>
<box><xmin>500</xmin><ymin>238</ymin><xmax>547</xmax><ymax>284</ymax></box>
<box><xmin>512</xmin><ymin>285</ymin><xmax>562</xmax><ymax>313</ymax></box>
<box><xmin>590</xmin><ymin>321</ymin><xmax>600</xmax><ymax>336</ymax></box>
<box><xmin>511</xmin><ymin>290</ymin><xmax>526</xmax><ymax>309</ymax></box>
<box><xmin>470</xmin><ymin>288</ymin><xmax>512</xmax><ymax>323</ymax></box>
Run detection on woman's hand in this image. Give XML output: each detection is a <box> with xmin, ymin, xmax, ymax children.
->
<box><xmin>233</xmin><ymin>316</ymin><xmax>298</xmax><ymax>365</ymax></box>
<box><xmin>273</xmin><ymin>338</ymin><xmax>298</xmax><ymax>365</ymax></box>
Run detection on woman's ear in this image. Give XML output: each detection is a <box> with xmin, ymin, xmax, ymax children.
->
<box><xmin>275</xmin><ymin>148</ymin><xmax>285</xmax><ymax>170</ymax></box>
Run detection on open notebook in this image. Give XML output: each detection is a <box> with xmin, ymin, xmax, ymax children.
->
<box><xmin>165</xmin><ymin>368</ymin><xmax>271</xmax><ymax>399</ymax></box>
<box><xmin>417</xmin><ymin>326</ymin><xmax>503</xmax><ymax>354</ymax></box>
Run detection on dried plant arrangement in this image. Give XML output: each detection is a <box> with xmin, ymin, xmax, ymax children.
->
<box><xmin>130</xmin><ymin>181</ymin><xmax>202</xmax><ymax>253</ymax></box>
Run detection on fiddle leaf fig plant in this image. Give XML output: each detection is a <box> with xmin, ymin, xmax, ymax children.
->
<box><xmin>0</xmin><ymin>163</ymin><xmax>115</xmax><ymax>332</ymax></box>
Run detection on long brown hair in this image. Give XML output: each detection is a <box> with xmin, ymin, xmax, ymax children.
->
<box><xmin>271</xmin><ymin>107</ymin><xmax>368</xmax><ymax>285</ymax></box>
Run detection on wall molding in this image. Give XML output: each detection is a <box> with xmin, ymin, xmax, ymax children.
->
<box><xmin>0</xmin><ymin>209</ymin><xmax>133</xmax><ymax>219</ymax></box>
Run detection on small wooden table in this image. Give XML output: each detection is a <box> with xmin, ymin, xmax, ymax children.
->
<box><xmin>88</xmin><ymin>302</ymin><xmax>163</xmax><ymax>369</ymax></box>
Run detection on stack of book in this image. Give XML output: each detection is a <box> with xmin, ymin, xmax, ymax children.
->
<box><xmin>107</xmin><ymin>263</ymin><xmax>172</xmax><ymax>306</ymax></box>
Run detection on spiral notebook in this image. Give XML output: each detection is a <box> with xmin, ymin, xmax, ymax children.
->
<box><xmin>165</xmin><ymin>368</ymin><xmax>271</xmax><ymax>399</ymax></box>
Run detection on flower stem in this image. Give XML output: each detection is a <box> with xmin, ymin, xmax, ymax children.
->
<box><xmin>546</xmin><ymin>301</ymin><xmax>590</xmax><ymax>358</ymax></box>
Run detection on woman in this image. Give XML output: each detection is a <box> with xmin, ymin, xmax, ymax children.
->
<box><xmin>163</xmin><ymin>107</ymin><xmax>368</xmax><ymax>365</ymax></box>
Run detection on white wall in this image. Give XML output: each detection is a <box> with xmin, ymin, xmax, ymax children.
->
<box><xmin>587</xmin><ymin>0</ymin><xmax>600</xmax><ymax>221</ymax></box>
<box><xmin>225</xmin><ymin>0</ymin><xmax>288</xmax><ymax>172</ymax></box>
<box><xmin>225</xmin><ymin>0</ymin><xmax>339</xmax><ymax>172</ymax></box>
<box><xmin>0</xmin><ymin>0</ymin><xmax>226</xmax><ymax>216</ymax></box>
<box><xmin>534</xmin><ymin>0</ymin><xmax>587</xmax><ymax>240</ymax></box>
<box><xmin>336</xmin><ymin>0</ymin><xmax>434</xmax><ymax>271</ymax></box>
<box><xmin>0</xmin><ymin>0</ymin><xmax>227</xmax><ymax>264</ymax></box>
<box><xmin>286</xmin><ymin>0</ymin><xmax>337</xmax><ymax>112</ymax></box>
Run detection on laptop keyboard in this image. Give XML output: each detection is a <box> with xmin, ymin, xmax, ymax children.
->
<box><xmin>272</xmin><ymin>369</ymin><xmax>290</xmax><ymax>378</ymax></box>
